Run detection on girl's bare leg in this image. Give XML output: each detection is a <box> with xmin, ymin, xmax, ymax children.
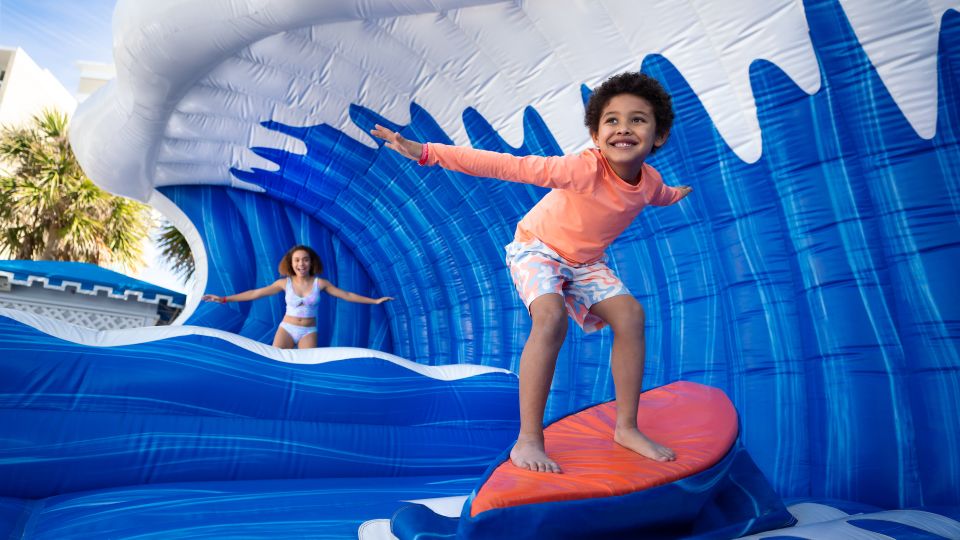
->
<box><xmin>589</xmin><ymin>295</ymin><xmax>675</xmax><ymax>462</ymax></box>
<box><xmin>511</xmin><ymin>293</ymin><xmax>567</xmax><ymax>473</ymax></box>
<box><xmin>273</xmin><ymin>327</ymin><xmax>295</xmax><ymax>349</ymax></box>
<box><xmin>298</xmin><ymin>331</ymin><xmax>318</xmax><ymax>349</ymax></box>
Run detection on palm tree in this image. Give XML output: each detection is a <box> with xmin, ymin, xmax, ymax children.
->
<box><xmin>156</xmin><ymin>220</ymin><xmax>195</xmax><ymax>281</ymax></box>
<box><xmin>0</xmin><ymin>109</ymin><xmax>152</xmax><ymax>271</ymax></box>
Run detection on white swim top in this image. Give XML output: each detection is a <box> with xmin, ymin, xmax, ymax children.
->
<box><xmin>285</xmin><ymin>277</ymin><xmax>321</xmax><ymax>318</ymax></box>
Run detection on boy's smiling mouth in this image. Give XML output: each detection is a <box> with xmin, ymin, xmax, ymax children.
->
<box><xmin>610</xmin><ymin>139</ymin><xmax>638</xmax><ymax>148</ymax></box>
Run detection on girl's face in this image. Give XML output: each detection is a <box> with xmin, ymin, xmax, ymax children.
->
<box><xmin>291</xmin><ymin>250</ymin><xmax>312</xmax><ymax>277</ymax></box>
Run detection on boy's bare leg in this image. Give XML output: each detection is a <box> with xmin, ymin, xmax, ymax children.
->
<box><xmin>511</xmin><ymin>293</ymin><xmax>567</xmax><ymax>473</ymax></box>
<box><xmin>589</xmin><ymin>295</ymin><xmax>676</xmax><ymax>462</ymax></box>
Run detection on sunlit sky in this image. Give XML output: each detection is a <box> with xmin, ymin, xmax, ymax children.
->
<box><xmin>1</xmin><ymin>0</ymin><xmax>191</xmax><ymax>293</ymax></box>
<box><xmin>0</xmin><ymin>0</ymin><xmax>116</xmax><ymax>91</ymax></box>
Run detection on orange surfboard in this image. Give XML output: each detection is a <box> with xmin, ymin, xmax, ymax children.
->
<box><xmin>470</xmin><ymin>381</ymin><xmax>739</xmax><ymax>516</ymax></box>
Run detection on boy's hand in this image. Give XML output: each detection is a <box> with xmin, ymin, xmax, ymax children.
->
<box><xmin>677</xmin><ymin>185</ymin><xmax>693</xmax><ymax>200</ymax></box>
<box><xmin>370</xmin><ymin>124</ymin><xmax>423</xmax><ymax>161</ymax></box>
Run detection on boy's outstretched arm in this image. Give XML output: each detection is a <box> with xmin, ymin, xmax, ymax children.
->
<box><xmin>371</xmin><ymin>124</ymin><xmax>423</xmax><ymax>161</ymax></box>
<box><xmin>371</xmin><ymin>124</ymin><xmax>593</xmax><ymax>192</ymax></box>
<box><xmin>651</xmin><ymin>183</ymin><xmax>693</xmax><ymax>206</ymax></box>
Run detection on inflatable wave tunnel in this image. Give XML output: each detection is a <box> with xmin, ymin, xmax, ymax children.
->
<box><xmin>5</xmin><ymin>0</ymin><xmax>949</xmax><ymax>535</ymax></box>
<box><xmin>68</xmin><ymin>0</ymin><xmax>960</xmax><ymax>514</ymax></box>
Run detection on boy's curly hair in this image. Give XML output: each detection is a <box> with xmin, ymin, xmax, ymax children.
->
<box><xmin>584</xmin><ymin>72</ymin><xmax>674</xmax><ymax>153</ymax></box>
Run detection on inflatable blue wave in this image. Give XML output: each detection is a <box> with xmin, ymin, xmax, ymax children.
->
<box><xmin>173</xmin><ymin>2</ymin><xmax>960</xmax><ymax>511</ymax></box>
<box><xmin>25</xmin><ymin>0</ymin><xmax>960</xmax><ymax>535</ymax></box>
<box><xmin>0</xmin><ymin>309</ymin><xmax>519</xmax><ymax>537</ymax></box>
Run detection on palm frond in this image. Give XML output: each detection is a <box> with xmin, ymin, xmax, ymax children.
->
<box><xmin>156</xmin><ymin>222</ymin><xmax>195</xmax><ymax>280</ymax></box>
<box><xmin>0</xmin><ymin>109</ymin><xmax>153</xmax><ymax>269</ymax></box>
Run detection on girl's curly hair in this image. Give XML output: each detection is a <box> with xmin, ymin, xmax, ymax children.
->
<box><xmin>278</xmin><ymin>245</ymin><xmax>322</xmax><ymax>277</ymax></box>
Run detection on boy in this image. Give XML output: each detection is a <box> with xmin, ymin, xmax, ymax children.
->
<box><xmin>372</xmin><ymin>72</ymin><xmax>691</xmax><ymax>473</ymax></box>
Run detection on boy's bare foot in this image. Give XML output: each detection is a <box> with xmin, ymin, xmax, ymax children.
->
<box><xmin>614</xmin><ymin>426</ymin><xmax>676</xmax><ymax>462</ymax></box>
<box><xmin>510</xmin><ymin>435</ymin><xmax>562</xmax><ymax>473</ymax></box>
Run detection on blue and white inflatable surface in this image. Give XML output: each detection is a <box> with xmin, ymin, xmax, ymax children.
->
<box><xmin>4</xmin><ymin>0</ymin><xmax>948</xmax><ymax>536</ymax></box>
<box><xmin>0</xmin><ymin>308</ymin><xmax>518</xmax><ymax>537</ymax></box>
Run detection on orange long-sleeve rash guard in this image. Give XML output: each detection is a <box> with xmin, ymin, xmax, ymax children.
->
<box><xmin>425</xmin><ymin>144</ymin><xmax>684</xmax><ymax>264</ymax></box>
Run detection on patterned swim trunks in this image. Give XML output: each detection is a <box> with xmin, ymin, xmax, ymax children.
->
<box><xmin>505</xmin><ymin>238</ymin><xmax>630</xmax><ymax>333</ymax></box>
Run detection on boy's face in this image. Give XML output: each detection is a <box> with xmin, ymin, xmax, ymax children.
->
<box><xmin>591</xmin><ymin>94</ymin><xmax>667</xmax><ymax>172</ymax></box>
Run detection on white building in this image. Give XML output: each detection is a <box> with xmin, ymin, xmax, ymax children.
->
<box><xmin>0</xmin><ymin>47</ymin><xmax>77</xmax><ymax>130</ymax></box>
<box><xmin>76</xmin><ymin>61</ymin><xmax>115</xmax><ymax>103</ymax></box>
<box><xmin>0</xmin><ymin>260</ymin><xmax>185</xmax><ymax>330</ymax></box>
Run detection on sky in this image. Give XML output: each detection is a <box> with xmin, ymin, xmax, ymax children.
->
<box><xmin>1</xmin><ymin>0</ymin><xmax>192</xmax><ymax>293</ymax></box>
<box><xmin>0</xmin><ymin>0</ymin><xmax>117</xmax><ymax>91</ymax></box>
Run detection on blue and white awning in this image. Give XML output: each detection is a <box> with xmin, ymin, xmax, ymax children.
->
<box><xmin>0</xmin><ymin>260</ymin><xmax>186</xmax><ymax>308</ymax></box>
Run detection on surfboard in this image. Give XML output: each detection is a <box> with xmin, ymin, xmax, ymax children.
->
<box><xmin>470</xmin><ymin>380</ymin><xmax>738</xmax><ymax>515</ymax></box>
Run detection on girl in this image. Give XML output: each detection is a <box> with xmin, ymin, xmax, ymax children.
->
<box><xmin>202</xmin><ymin>245</ymin><xmax>393</xmax><ymax>349</ymax></box>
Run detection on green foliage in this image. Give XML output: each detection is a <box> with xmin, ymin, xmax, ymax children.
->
<box><xmin>0</xmin><ymin>109</ymin><xmax>152</xmax><ymax>271</ymax></box>
<box><xmin>157</xmin><ymin>221</ymin><xmax>194</xmax><ymax>281</ymax></box>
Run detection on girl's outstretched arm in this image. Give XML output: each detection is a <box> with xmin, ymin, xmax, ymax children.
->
<box><xmin>370</xmin><ymin>124</ymin><xmax>422</xmax><ymax>161</ymax></box>
<box><xmin>321</xmin><ymin>279</ymin><xmax>393</xmax><ymax>305</ymax></box>
<box><xmin>202</xmin><ymin>279</ymin><xmax>285</xmax><ymax>304</ymax></box>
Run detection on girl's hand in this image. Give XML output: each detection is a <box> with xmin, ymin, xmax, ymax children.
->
<box><xmin>375</xmin><ymin>297</ymin><xmax>394</xmax><ymax>305</ymax></box>
<box><xmin>370</xmin><ymin>124</ymin><xmax>423</xmax><ymax>161</ymax></box>
<box><xmin>201</xmin><ymin>294</ymin><xmax>225</xmax><ymax>303</ymax></box>
<box><xmin>678</xmin><ymin>185</ymin><xmax>693</xmax><ymax>200</ymax></box>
